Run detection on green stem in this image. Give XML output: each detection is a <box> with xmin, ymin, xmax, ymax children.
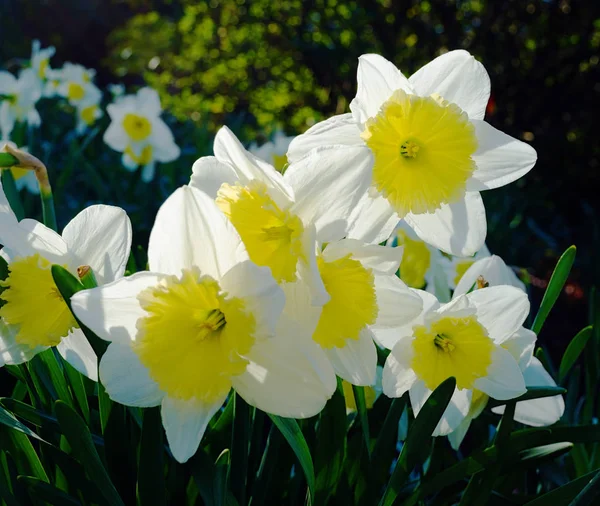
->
<box><xmin>231</xmin><ymin>393</ymin><xmax>250</xmax><ymax>505</ymax></box>
<box><xmin>0</xmin><ymin>153</ymin><xmax>19</xmax><ymax>167</ymax></box>
<box><xmin>0</xmin><ymin>169</ymin><xmax>25</xmax><ymax>220</ymax></box>
<box><xmin>40</xmin><ymin>187</ymin><xmax>57</xmax><ymax>231</ymax></box>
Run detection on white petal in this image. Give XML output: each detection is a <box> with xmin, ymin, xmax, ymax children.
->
<box><xmin>502</xmin><ymin>327</ymin><xmax>536</xmax><ymax>371</ymax></box>
<box><xmin>0</xmin><ymin>320</ymin><xmax>46</xmax><ymax>366</ymax></box>
<box><xmin>141</xmin><ymin>162</ymin><xmax>156</xmax><ymax>183</ymax></box>
<box><xmin>150</xmin><ymin>119</ymin><xmax>180</xmax><ymax>163</ymax></box>
<box><xmin>287</xmin><ymin>146</ymin><xmax>373</xmax><ymax>242</ymax></box>
<box><xmin>103</xmin><ymin>121</ymin><xmax>127</xmax><ymax>152</ymax></box>
<box><xmin>346</xmin><ymin>191</ymin><xmax>399</xmax><ymax>245</ymax></box>
<box><xmin>136</xmin><ymin>88</ymin><xmax>162</xmax><ymax>116</ymax></box>
<box><xmin>467</xmin><ymin>286</ymin><xmax>530</xmax><ymax>343</ymax></box>
<box><xmin>382</xmin><ymin>336</ymin><xmax>417</xmax><ymax>397</ymax></box>
<box><xmin>324</xmin><ymin>328</ymin><xmax>377</xmax><ymax>386</ymax></box>
<box><xmin>454</xmin><ymin>255</ymin><xmax>526</xmax><ymax>296</ymax></box>
<box><xmin>408</xmin><ymin>50</ymin><xmax>490</xmax><ymax>120</ymax></box>
<box><xmin>350</xmin><ymin>54</ymin><xmax>412</xmax><ymax>124</ymax></box>
<box><xmin>287</xmin><ymin>114</ymin><xmax>362</xmax><ymax>163</ymax></box>
<box><xmin>162</xmin><ymin>394</ymin><xmax>227</xmax><ymax>463</ymax></box>
<box><xmin>61</xmin><ymin>205</ymin><xmax>132</xmax><ymax>285</ymax></box>
<box><xmin>56</xmin><ymin>329</ymin><xmax>98</xmax><ymax>381</ymax></box>
<box><xmin>148</xmin><ymin>185</ymin><xmax>246</xmax><ymax>278</ymax></box>
<box><xmin>99</xmin><ymin>342</ymin><xmax>163</xmax><ymax>407</ymax></box>
<box><xmin>468</xmin><ymin>120</ymin><xmax>537</xmax><ymax>191</ymax></box>
<box><xmin>219</xmin><ymin>261</ymin><xmax>284</xmax><ymax>337</ymax></box>
<box><xmin>189</xmin><ymin>156</ymin><xmax>238</xmax><ymax>199</ymax></box>
<box><xmin>405</xmin><ymin>193</ymin><xmax>487</xmax><ymax>257</ymax></box>
<box><xmin>71</xmin><ymin>272</ymin><xmax>163</xmax><ymax>344</ymax></box>
<box><xmin>447</xmin><ymin>416</ymin><xmax>473</xmax><ymax>450</ymax></box>
<box><xmin>297</xmin><ymin>224</ymin><xmax>329</xmax><ymax>306</ymax></box>
<box><xmin>322</xmin><ymin>238</ymin><xmax>403</xmax><ymax>275</ymax></box>
<box><xmin>232</xmin><ymin>325</ymin><xmax>336</xmax><ymax>417</ymax></box>
<box><xmin>492</xmin><ymin>357</ymin><xmax>564</xmax><ymax>426</ymax></box>
<box><xmin>0</xmin><ymin>218</ymin><xmax>68</xmax><ymax>264</ymax></box>
<box><xmin>0</xmin><ymin>180</ymin><xmax>18</xmax><ymax>226</ymax></box>
<box><xmin>372</xmin><ymin>274</ymin><xmax>424</xmax><ymax>328</ymax></box>
<box><xmin>473</xmin><ymin>347</ymin><xmax>526</xmax><ymax>400</ymax></box>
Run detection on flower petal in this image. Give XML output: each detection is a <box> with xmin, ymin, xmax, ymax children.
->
<box><xmin>322</xmin><ymin>238</ymin><xmax>403</xmax><ymax>275</ymax></box>
<box><xmin>382</xmin><ymin>336</ymin><xmax>417</xmax><ymax>398</ymax></box>
<box><xmin>56</xmin><ymin>329</ymin><xmax>98</xmax><ymax>381</ymax></box>
<box><xmin>467</xmin><ymin>286</ymin><xmax>530</xmax><ymax>344</ymax></box>
<box><xmin>447</xmin><ymin>416</ymin><xmax>473</xmax><ymax>450</ymax></box>
<box><xmin>346</xmin><ymin>191</ymin><xmax>399</xmax><ymax>245</ymax></box>
<box><xmin>287</xmin><ymin>114</ymin><xmax>363</xmax><ymax>163</ymax></box>
<box><xmin>232</xmin><ymin>321</ymin><xmax>336</xmax><ymax>417</ymax></box>
<box><xmin>162</xmin><ymin>394</ymin><xmax>227</xmax><ymax>463</ymax></box>
<box><xmin>408</xmin><ymin>50</ymin><xmax>490</xmax><ymax>120</ymax></box>
<box><xmin>473</xmin><ymin>346</ymin><xmax>526</xmax><ymax>400</ymax></box>
<box><xmin>0</xmin><ymin>319</ymin><xmax>46</xmax><ymax>366</ymax></box>
<box><xmin>350</xmin><ymin>54</ymin><xmax>412</xmax><ymax>124</ymax></box>
<box><xmin>71</xmin><ymin>272</ymin><xmax>163</xmax><ymax>344</ymax></box>
<box><xmin>0</xmin><ymin>218</ymin><xmax>68</xmax><ymax>264</ymax></box>
<box><xmin>150</xmin><ymin>118</ymin><xmax>180</xmax><ymax>163</ymax></box>
<box><xmin>372</xmin><ymin>274</ymin><xmax>424</xmax><ymax>328</ymax></box>
<box><xmin>148</xmin><ymin>185</ymin><xmax>247</xmax><ymax>278</ymax></box>
<box><xmin>324</xmin><ymin>328</ymin><xmax>377</xmax><ymax>386</ymax></box>
<box><xmin>136</xmin><ymin>88</ymin><xmax>162</xmax><ymax>116</ymax></box>
<box><xmin>61</xmin><ymin>205</ymin><xmax>132</xmax><ymax>285</ymax></box>
<box><xmin>190</xmin><ymin>156</ymin><xmax>238</xmax><ymax>199</ymax></box>
<box><xmin>404</xmin><ymin>192</ymin><xmax>487</xmax><ymax>257</ymax></box>
<box><xmin>103</xmin><ymin>121</ymin><xmax>128</xmax><ymax>152</ymax></box>
<box><xmin>502</xmin><ymin>326</ymin><xmax>536</xmax><ymax>371</ymax></box>
<box><xmin>99</xmin><ymin>342</ymin><xmax>163</xmax><ymax>407</ymax></box>
<box><xmin>454</xmin><ymin>255</ymin><xmax>526</xmax><ymax>296</ymax></box>
<box><xmin>468</xmin><ymin>120</ymin><xmax>537</xmax><ymax>191</ymax></box>
<box><xmin>287</xmin><ymin>145</ymin><xmax>373</xmax><ymax>242</ymax></box>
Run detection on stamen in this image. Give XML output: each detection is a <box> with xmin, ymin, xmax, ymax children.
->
<box><xmin>400</xmin><ymin>140</ymin><xmax>420</xmax><ymax>159</ymax></box>
<box><xmin>434</xmin><ymin>333</ymin><xmax>455</xmax><ymax>352</ymax></box>
<box><xmin>262</xmin><ymin>225</ymin><xmax>292</xmax><ymax>241</ymax></box>
<box><xmin>476</xmin><ymin>275</ymin><xmax>489</xmax><ymax>289</ymax></box>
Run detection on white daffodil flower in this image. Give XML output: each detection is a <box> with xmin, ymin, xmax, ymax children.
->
<box><xmin>56</xmin><ymin>63</ymin><xmax>100</xmax><ymax>107</ymax></box>
<box><xmin>387</xmin><ymin>221</ymin><xmax>448</xmax><ymax>300</ymax></box>
<box><xmin>446</xmin><ymin>255</ymin><xmax>564</xmax><ymax>449</ymax></box>
<box><xmin>0</xmin><ymin>141</ymin><xmax>39</xmax><ymax>194</ymax></box>
<box><xmin>30</xmin><ymin>40</ymin><xmax>55</xmax><ymax>83</ymax></box>
<box><xmin>249</xmin><ymin>130</ymin><xmax>294</xmax><ymax>173</ymax></box>
<box><xmin>70</xmin><ymin>185</ymin><xmax>335</xmax><ymax>463</ymax></box>
<box><xmin>43</xmin><ymin>68</ymin><xmax>63</xmax><ymax>98</ymax></box>
<box><xmin>104</xmin><ymin>87</ymin><xmax>180</xmax><ymax>182</ymax></box>
<box><xmin>382</xmin><ymin>285</ymin><xmax>530</xmax><ymax>435</ymax></box>
<box><xmin>441</xmin><ymin>244</ymin><xmax>491</xmax><ymax>291</ymax></box>
<box><xmin>0</xmin><ymin>184</ymin><xmax>132</xmax><ymax>381</ymax></box>
<box><xmin>75</xmin><ymin>85</ymin><xmax>103</xmax><ymax>135</ymax></box>
<box><xmin>190</xmin><ymin>126</ymin><xmax>373</xmax><ymax>304</ymax></box>
<box><xmin>288</xmin><ymin>51</ymin><xmax>537</xmax><ymax>256</ymax></box>
<box><xmin>282</xmin><ymin>239</ymin><xmax>423</xmax><ymax>386</ymax></box>
<box><xmin>0</xmin><ymin>68</ymin><xmax>42</xmax><ymax>140</ymax></box>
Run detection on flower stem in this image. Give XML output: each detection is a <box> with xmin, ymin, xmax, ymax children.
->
<box><xmin>0</xmin><ymin>168</ymin><xmax>25</xmax><ymax>220</ymax></box>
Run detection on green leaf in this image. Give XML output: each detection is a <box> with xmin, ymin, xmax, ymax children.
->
<box><xmin>559</xmin><ymin>326</ymin><xmax>593</xmax><ymax>383</ymax></box>
<box><xmin>379</xmin><ymin>377</ymin><xmax>456</xmax><ymax>506</ymax></box>
<box><xmin>570</xmin><ymin>469</ymin><xmax>600</xmax><ymax>506</ymax></box>
<box><xmin>531</xmin><ymin>245</ymin><xmax>576</xmax><ymax>334</ymax></box>
<box><xmin>524</xmin><ymin>470</ymin><xmax>600</xmax><ymax>505</ymax></box>
<box><xmin>18</xmin><ymin>475</ymin><xmax>82</xmax><ymax>505</ymax></box>
<box><xmin>0</xmin><ymin>404</ymin><xmax>47</xmax><ymax>443</ymax></box>
<box><xmin>63</xmin><ymin>360</ymin><xmax>91</xmax><ymax>425</ymax></box>
<box><xmin>268</xmin><ymin>414</ymin><xmax>315</xmax><ymax>504</ymax></box>
<box><xmin>0</xmin><ymin>426</ymin><xmax>48</xmax><ymax>482</ymax></box>
<box><xmin>33</xmin><ymin>349</ymin><xmax>75</xmax><ymax>409</ymax></box>
<box><xmin>487</xmin><ymin>386</ymin><xmax>566</xmax><ymax>408</ymax></box>
<box><xmin>214</xmin><ymin>449</ymin><xmax>231</xmax><ymax>506</ymax></box>
<box><xmin>0</xmin><ymin>169</ymin><xmax>24</xmax><ymax>220</ymax></box>
<box><xmin>137</xmin><ymin>407</ymin><xmax>166</xmax><ymax>506</ymax></box>
<box><xmin>518</xmin><ymin>442</ymin><xmax>573</xmax><ymax>462</ymax></box>
<box><xmin>0</xmin><ymin>153</ymin><xmax>19</xmax><ymax>167</ymax></box>
<box><xmin>352</xmin><ymin>385</ymin><xmax>371</xmax><ymax>460</ymax></box>
<box><xmin>231</xmin><ymin>394</ymin><xmax>250</xmax><ymax>505</ymax></box>
<box><xmin>55</xmin><ymin>400</ymin><xmax>125</xmax><ymax>506</ymax></box>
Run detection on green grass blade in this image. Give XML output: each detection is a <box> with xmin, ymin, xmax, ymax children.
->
<box><xmin>524</xmin><ymin>469</ymin><xmax>600</xmax><ymax>505</ymax></box>
<box><xmin>487</xmin><ymin>386</ymin><xmax>566</xmax><ymax>408</ymax></box>
<box><xmin>33</xmin><ymin>349</ymin><xmax>75</xmax><ymax>410</ymax></box>
<box><xmin>268</xmin><ymin>414</ymin><xmax>315</xmax><ymax>504</ymax></box>
<box><xmin>63</xmin><ymin>361</ymin><xmax>91</xmax><ymax>425</ymax></box>
<box><xmin>214</xmin><ymin>449</ymin><xmax>231</xmax><ymax>506</ymax></box>
<box><xmin>18</xmin><ymin>475</ymin><xmax>82</xmax><ymax>505</ymax></box>
<box><xmin>570</xmin><ymin>469</ymin><xmax>600</xmax><ymax>506</ymax></box>
<box><xmin>0</xmin><ymin>427</ymin><xmax>48</xmax><ymax>482</ymax></box>
<box><xmin>559</xmin><ymin>326</ymin><xmax>593</xmax><ymax>383</ymax></box>
<box><xmin>352</xmin><ymin>385</ymin><xmax>371</xmax><ymax>460</ymax></box>
<box><xmin>531</xmin><ymin>245</ymin><xmax>576</xmax><ymax>334</ymax></box>
<box><xmin>0</xmin><ymin>404</ymin><xmax>47</xmax><ymax>443</ymax></box>
<box><xmin>137</xmin><ymin>407</ymin><xmax>166</xmax><ymax>506</ymax></box>
<box><xmin>54</xmin><ymin>400</ymin><xmax>124</xmax><ymax>506</ymax></box>
<box><xmin>230</xmin><ymin>394</ymin><xmax>250</xmax><ymax>505</ymax></box>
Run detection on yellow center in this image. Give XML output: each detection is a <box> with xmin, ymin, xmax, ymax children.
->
<box><xmin>411</xmin><ymin>315</ymin><xmax>493</xmax><ymax>391</ymax></box>
<box><xmin>67</xmin><ymin>83</ymin><xmax>85</xmax><ymax>102</ymax></box>
<box><xmin>123</xmin><ymin>113</ymin><xmax>152</xmax><ymax>142</ymax></box>
<box><xmin>454</xmin><ymin>260</ymin><xmax>475</xmax><ymax>286</ymax></box>
<box><xmin>38</xmin><ymin>59</ymin><xmax>49</xmax><ymax>79</ymax></box>
<box><xmin>216</xmin><ymin>180</ymin><xmax>305</xmax><ymax>283</ymax></box>
<box><xmin>342</xmin><ymin>380</ymin><xmax>377</xmax><ymax>411</ymax></box>
<box><xmin>312</xmin><ymin>254</ymin><xmax>378</xmax><ymax>349</ymax></box>
<box><xmin>125</xmin><ymin>145</ymin><xmax>154</xmax><ymax>166</ymax></box>
<box><xmin>0</xmin><ymin>254</ymin><xmax>78</xmax><ymax>348</ymax></box>
<box><xmin>134</xmin><ymin>269</ymin><xmax>256</xmax><ymax>403</ymax></box>
<box><xmin>361</xmin><ymin>89</ymin><xmax>478</xmax><ymax>217</ymax></box>
<box><xmin>272</xmin><ymin>153</ymin><xmax>288</xmax><ymax>173</ymax></box>
<box><xmin>396</xmin><ymin>230</ymin><xmax>431</xmax><ymax>288</ymax></box>
<box><xmin>80</xmin><ymin>105</ymin><xmax>98</xmax><ymax>126</ymax></box>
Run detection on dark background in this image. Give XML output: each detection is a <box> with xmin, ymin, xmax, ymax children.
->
<box><xmin>1</xmin><ymin>0</ymin><xmax>598</xmax><ymax>358</ymax></box>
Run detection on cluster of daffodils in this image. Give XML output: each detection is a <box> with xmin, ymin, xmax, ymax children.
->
<box><xmin>0</xmin><ymin>50</ymin><xmax>563</xmax><ymax>463</ymax></box>
<box><xmin>0</xmin><ymin>40</ymin><xmax>180</xmax><ymax>186</ymax></box>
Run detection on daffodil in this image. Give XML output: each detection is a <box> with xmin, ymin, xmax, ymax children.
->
<box><xmin>382</xmin><ymin>285</ymin><xmax>530</xmax><ymax>435</ymax></box>
<box><xmin>441</xmin><ymin>244</ymin><xmax>492</xmax><ymax>291</ymax></box>
<box><xmin>249</xmin><ymin>130</ymin><xmax>294</xmax><ymax>173</ymax></box>
<box><xmin>70</xmin><ymin>185</ymin><xmax>335</xmax><ymax>463</ymax></box>
<box><xmin>446</xmin><ymin>255</ymin><xmax>563</xmax><ymax>449</ymax></box>
<box><xmin>0</xmin><ymin>184</ymin><xmax>132</xmax><ymax>380</ymax></box>
<box><xmin>0</xmin><ymin>68</ymin><xmax>42</xmax><ymax>140</ymax></box>
<box><xmin>190</xmin><ymin>126</ymin><xmax>372</xmax><ymax>303</ymax></box>
<box><xmin>104</xmin><ymin>87</ymin><xmax>180</xmax><ymax>182</ymax></box>
<box><xmin>56</xmin><ymin>63</ymin><xmax>100</xmax><ymax>107</ymax></box>
<box><xmin>288</xmin><ymin>51</ymin><xmax>537</xmax><ymax>256</ymax></box>
<box><xmin>0</xmin><ymin>141</ymin><xmax>39</xmax><ymax>194</ymax></box>
<box><xmin>283</xmin><ymin>239</ymin><xmax>423</xmax><ymax>386</ymax></box>
<box><xmin>30</xmin><ymin>40</ymin><xmax>55</xmax><ymax>83</ymax></box>
<box><xmin>75</xmin><ymin>85</ymin><xmax>103</xmax><ymax>135</ymax></box>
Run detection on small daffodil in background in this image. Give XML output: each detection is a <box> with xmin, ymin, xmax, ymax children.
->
<box><xmin>104</xmin><ymin>87</ymin><xmax>180</xmax><ymax>182</ymax></box>
<box><xmin>190</xmin><ymin>126</ymin><xmax>372</xmax><ymax>303</ymax></box>
<box><xmin>249</xmin><ymin>130</ymin><xmax>295</xmax><ymax>173</ymax></box>
<box><xmin>0</xmin><ymin>183</ymin><xmax>132</xmax><ymax>380</ymax></box>
<box><xmin>0</xmin><ymin>141</ymin><xmax>39</xmax><ymax>194</ymax></box>
<box><xmin>57</xmin><ymin>63</ymin><xmax>100</xmax><ymax>107</ymax></box>
<box><xmin>75</xmin><ymin>85</ymin><xmax>103</xmax><ymax>135</ymax></box>
<box><xmin>446</xmin><ymin>255</ymin><xmax>564</xmax><ymax>449</ymax></box>
<box><xmin>0</xmin><ymin>68</ymin><xmax>42</xmax><ymax>140</ymax></box>
<box><xmin>382</xmin><ymin>284</ymin><xmax>530</xmax><ymax>435</ymax></box>
<box><xmin>70</xmin><ymin>185</ymin><xmax>335</xmax><ymax>463</ymax></box>
<box><xmin>30</xmin><ymin>40</ymin><xmax>55</xmax><ymax>85</ymax></box>
<box><xmin>288</xmin><ymin>51</ymin><xmax>537</xmax><ymax>255</ymax></box>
